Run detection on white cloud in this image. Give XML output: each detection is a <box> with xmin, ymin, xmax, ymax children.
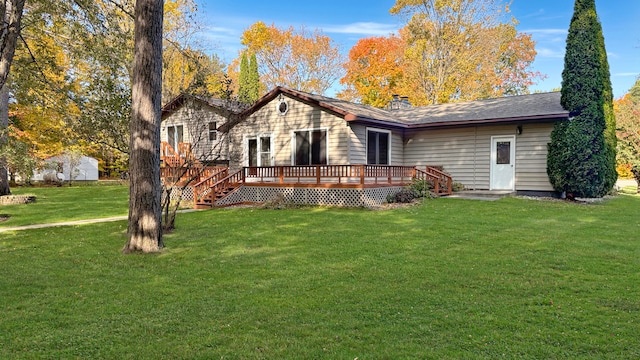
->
<box><xmin>521</xmin><ymin>28</ymin><xmax>567</xmax><ymax>35</ymax></box>
<box><xmin>321</xmin><ymin>22</ymin><xmax>399</xmax><ymax>36</ymax></box>
<box><xmin>613</xmin><ymin>72</ymin><xmax>639</xmax><ymax>77</ymax></box>
<box><xmin>536</xmin><ymin>47</ymin><xmax>565</xmax><ymax>59</ymax></box>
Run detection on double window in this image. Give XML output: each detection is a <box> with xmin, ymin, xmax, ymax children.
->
<box><xmin>367</xmin><ymin>129</ymin><xmax>390</xmax><ymax>165</ymax></box>
<box><xmin>294</xmin><ymin>129</ymin><xmax>327</xmax><ymax>165</ymax></box>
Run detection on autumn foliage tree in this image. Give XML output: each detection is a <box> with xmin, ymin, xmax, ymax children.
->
<box><xmin>162</xmin><ymin>0</ymin><xmax>227</xmax><ymax>103</ymax></box>
<box><xmin>615</xmin><ymin>78</ymin><xmax>640</xmax><ymax>192</ymax></box>
<box><xmin>239</xmin><ymin>21</ymin><xmax>343</xmax><ymax>95</ymax></box>
<box><xmin>339</xmin><ymin>35</ymin><xmax>404</xmax><ymax>107</ymax></box>
<box><xmin>341</xmin><ymin>0</ymin><xmax>542</xmax><ymax>107</ymax></box>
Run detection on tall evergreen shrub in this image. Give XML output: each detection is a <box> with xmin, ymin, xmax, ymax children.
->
<box><xmin>547</xmin><ymin>0</ymin><xmax>615</xmax><ymax>197</ymax></box>
<box><xmin>238</xmin><ymin>53</ymin><xmax>250</xmax><ymax>104</ymax></box>
<box><xmin>248</xmin><ymin>53</ymin><xmax>260</xmax><ymax>102</ymax></box>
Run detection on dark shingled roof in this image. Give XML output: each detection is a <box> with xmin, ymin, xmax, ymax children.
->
<box><xmin>164</xmin><ymin>87</ymin><xmax>569</xmax><ymax>130</ymax></box>
<box><xmin>245</xmin><ymin>87</ymin><xmax>568</xmax><ymax>130</ymax></box>
<box><xmin>391</xmin><ymin>92</ymin><xmax>567</xmax><ymax>126</ymax></box>
<box><xmin>162</xmin><ymin>94</ymin><xmax>249</xmax><ymax>119</ymax></box>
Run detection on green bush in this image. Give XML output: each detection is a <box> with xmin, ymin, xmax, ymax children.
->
<box><xmin>407</xmin><ymin>178</ymin><xmax>433</xmax><ymax>197</ymax></box>
<box><xmin>389</xmin><ymin>188</ymin><xmax>419</xmax><ymax>203</ymax></box>
<box><xmin>451</xmin><ymin>182</ymin><xmax>465</xmax><ymax>192</ymax></box>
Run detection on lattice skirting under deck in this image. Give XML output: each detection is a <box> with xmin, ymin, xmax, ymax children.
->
<box><xmin>162</xmin><ymin>186</ymin><xmax>194</xmax><ymax>202</ymax></box>
<box><xmin>216</xmin><ymin>186</ymin><xmax>404</xmax><ymax>208</ymax></box>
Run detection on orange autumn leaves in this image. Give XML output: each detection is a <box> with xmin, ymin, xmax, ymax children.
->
<box><xmin>239</xmin><ymin>21</ymin><xmax>343</xmax><ymax>95</ymax></box>
<box><xmin>339</xmin><ymin>35</ymin><xmax>405</xmax><ymax>108</ymax></box>
<box><xmin>340</xmin><ymin>1</ymin><xmax>543</xmax><ymax>107</ymax></box>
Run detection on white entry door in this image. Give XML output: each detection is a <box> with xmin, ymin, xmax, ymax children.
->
<box><xmin>490</xmin><ymin>136</ymin><xmax>516</xmax><ymax>190</ymax></box>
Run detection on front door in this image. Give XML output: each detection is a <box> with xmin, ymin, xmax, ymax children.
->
<box><xmin>490</xmin><ymin>136</ymin><xmax>515</xmax><ymax>190</ymax></box>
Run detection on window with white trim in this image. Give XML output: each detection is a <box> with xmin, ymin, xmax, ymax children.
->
<box><xmin>248</xmin><ymin>135</ymin><xmax>272</xmax><ymax>167</ymax></box>
<box><xmin>208</xmin><ymin>122</ymin><xmax>217</xmax><ymax>141</ymax></box>
<box><xmin>294</xmin><ymin>129</ymin><xmax>327</xmax><ymax>165</ymax></box>
<box><xmin>167</xmin><ymin>125</ymin><xmax>183</xmax><ymax>152</ymax></box>
<box><xmin>367</xmin><ymin>129</ymin><xmax>390</xmax><ymax>165</ymax></box>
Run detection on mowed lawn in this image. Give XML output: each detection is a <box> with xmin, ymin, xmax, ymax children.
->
<box><xmin>1</xmin><ymin>187</ymin><xmax>639</xmax><ymax>359</ymax></box>
<box><xmin>1</xmin><ymin>184</ymin><xmax>129</xmax><ymax>227</ymax></box>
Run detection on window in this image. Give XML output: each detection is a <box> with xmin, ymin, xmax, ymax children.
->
<box><xmin>248</xmin><ymin>135</ymin><xmax>272</xmax><ymax>167</ymax></box>
<box><xmin>277</xmin><ymin>96</ymin><xmax>289</xmax><ymax>116</ymax></box>
<box><xmin>367</xmin><ymin>130</ymin><xmax>390</xmax><ymax>165</ymax></box>
<box><xmin>496</xmin><ymin>141</ymin><xmax>511</xmax><ymax>164</ymax></box>
<box><xmin>294</xmin><ymin>129</ymin><xmax>327</xmax><ymax>165</ymax></box>
<box><xmin>167</xmin><ymin>125</ymin><xmax>183</xmax><ymax>152</ymax></box>
<box><xmin>208</xmin><ymin>122</ymin><xmax>217</xmax><ymax>141</ymax></box>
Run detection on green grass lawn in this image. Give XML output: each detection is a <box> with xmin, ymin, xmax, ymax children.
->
<box><xmin>1</xmin><ymin>191</ymin><xmax>639</xmax><ymax>358</ymax></box>
<box><xmin>0</xmin><ymin>184</ymin><xmax>129</xmax><ymax>227</ymax></box>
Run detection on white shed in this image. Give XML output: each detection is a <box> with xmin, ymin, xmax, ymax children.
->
<box><xmin>32</xmin><ymin>155</ymin><xmax>99</xmax><ymax>182</ymax></box>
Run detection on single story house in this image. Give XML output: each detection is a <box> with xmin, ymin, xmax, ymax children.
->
<box><xmin>160</xmin><ymin>87</ymin><xmax>569</xmax><ymax>206</ymax></box>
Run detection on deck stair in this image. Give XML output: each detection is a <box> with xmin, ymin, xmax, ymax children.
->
<box><xmin>415</xmin><ymin>166</ymin><xmax>453</xmax><ymax>196</ymax></box>
<box><xmin>194</xmin><ymin>170</ymin><xmax>245</xmax><ymax>209</ymax></box>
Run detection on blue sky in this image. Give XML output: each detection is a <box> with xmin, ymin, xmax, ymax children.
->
<box><xmin>197</xmin><ymin>0</ymin><xmax>639</xmax><ymax>98</ymax></box>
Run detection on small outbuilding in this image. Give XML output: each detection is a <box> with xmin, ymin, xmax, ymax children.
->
<box><xmin>32</xmin><ymin>154</ymin><xmax>99</xmax><ymax>182</ymax></box>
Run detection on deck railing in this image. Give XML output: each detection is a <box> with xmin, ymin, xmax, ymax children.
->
<box><xmin>160</xmin><ymin>165</ymin><xmax>226</xmax><ymax>186</ymax></box>
<box><xmin>243</xmin><ymin>165</ymin><xmax>418</xmax><ymax>186</ymax></box>
<box><xmin>162</xmin><ymin>164</ymin><xmax>453</xmax><ymax>208</ymax></box>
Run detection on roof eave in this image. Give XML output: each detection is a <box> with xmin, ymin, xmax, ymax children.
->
<box><xmin>344</xmin><ymin>114</ymin><xmax>409</xmax><ymax>129</ymax></box>
<box><xmin>344</xmin><ymin>112</ymin><xmax>568</xmax><ymax>130</ymax></box>
<box><xmin>405</xmin><ymin>113</ymin><xmax>570</xmax><ymax>130</ymax></box>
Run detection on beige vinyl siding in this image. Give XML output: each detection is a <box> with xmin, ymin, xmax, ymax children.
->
<box><xmin>514</xmin><ymin>123</ymin><xmax>554</xmax><ymax>191</ymax></box>
<box><xmin>227</xmin><ymin>95</ymin><xmax>350</xmax><ymax>170</ymax></box>
<box><xmin>348</xmin><ymin>124</ymin><xmax>366</xmax><ymax>164</ymax></box>
<box><xmin>391</xmin><ymin>131</ymin><xmax>403</xmax><ymax>165</ymax></box>
<box><xmin>405</xmin><ymin>127</ymin><xmax>483</xmax><ymax>188</ymax></box>
<box><xmin>161</xmin><ymin>99</ymin><xmax>228</xmax><ymax>160</ymax></box>
<box><xmin>404</xmin><ymin>124</ymin><xmax>555</xmax><ymax>191</ymax></box>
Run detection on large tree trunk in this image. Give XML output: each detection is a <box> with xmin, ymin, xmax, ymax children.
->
<box><xmin>0</xmin><ymin>0</ymin><xmax>25</xmax><ymax>196</ymax></box>
<box><xmin>0</xmin><ymin>0</ymin><xmax>24</xmax><ymax>89</ymax></box>
<box><xmin>0</xmin><ymin>84</ymin><xmax>9</xmax><ymax>196</ymax></box>
<box><xmin>123</xmin><ymin>0</ymin><xmax>164</xmax><ymax>253</ymax></box>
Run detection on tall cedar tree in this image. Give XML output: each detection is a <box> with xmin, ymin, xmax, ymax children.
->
<box><xmin>547</xmin><ymin>0</ymin><xmax>615</xmax><ymax>198</ymax></box>
<box><xmin>124</xmin><ymin>0</ymin><xmax>164</xmax><ymax>253</ymax></box>
<box><xmin>237</xmin><ymin>52</ymin><xmax>261</xmax><ymax>104</ymax></box>
<box><xmin>248</xmin><ymin>53</ymin><xmax>260</xmax><ymax>102</ymax></box>
<box><xmin>237</xmin><ymin>52</ymin><xmax>250</xmax><ymax>104</ymax></box>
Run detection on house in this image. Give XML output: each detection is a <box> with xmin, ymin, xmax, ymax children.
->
<box><xmin>160</xmin><ymin>94</ymin><xmax>249</xmax><ymax>166</ymax></box>
<box><xmin>160</xmin><ymin>87</ymin><xmax>569</xmax><ymax>207</ymax></box>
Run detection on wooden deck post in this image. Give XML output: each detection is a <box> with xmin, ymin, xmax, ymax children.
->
<box><xmin>360</xmin><ymin>165</ymin><xmax>365</xmax><ymax>185</ymax></box>
<box><xmin>279</xmin><ymin>166</ymin><xmax>284</xmax><ymax>184</ymax></box>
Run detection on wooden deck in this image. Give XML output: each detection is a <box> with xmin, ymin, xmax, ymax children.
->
<box><xmin>159</xmin><ymin>144</ymin><xmax>453</xmax><ymax>208</ymax></box>
<box><xmin>184</xmin><ymin>165</ymin><xmax>452</xmax><ymax>208</ymax></box>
